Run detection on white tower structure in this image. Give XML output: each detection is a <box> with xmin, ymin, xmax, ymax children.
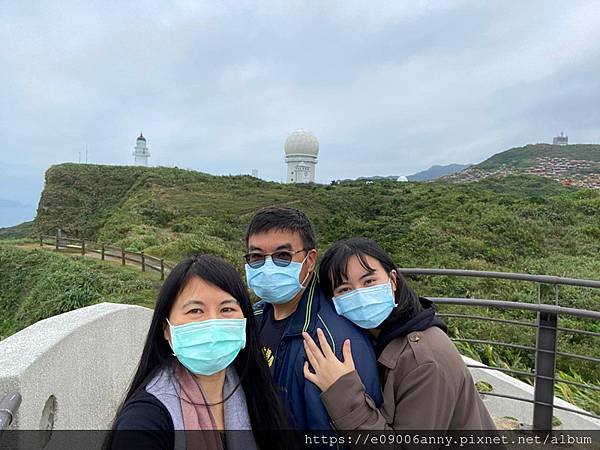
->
<box><xmin>285</xmin><ymin>129</ymin><xmax>319</xmax><ymax>183</ymax></box>
<box><xmin>133</xmin><ymin>132</ymin><xmax>150</xmax><ymax>166</ymax></box>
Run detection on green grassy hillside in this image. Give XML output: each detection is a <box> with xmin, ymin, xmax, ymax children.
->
<box><xmin>0</xmin><ymin>245</ymin><xmax>160</xmax><ymax>340</ymax></box>
<box><xmin>475</xmin><ymin>143</ymin><xmax>600</xmax><ymax>170</ymax></box>
<box><xmin>33</xmin><ymin>164</ymin><xmax>151</xmax><ymax>238</ymax></box>
<box><xmin>0</xmin><ymin>220</ymin><xmax>33</xmax><ymax>240</ymax></box>
<box><xmin>32</xmin><ymin>164</ymin><xmax>600</xmax><ymax>271</ymax></box>
<box><xmin>17</xmin><ymin>163</ymin><xmax>600</xmax><ymax>414</ymax></box>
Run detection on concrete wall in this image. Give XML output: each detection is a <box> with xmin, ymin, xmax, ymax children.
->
<box><xmin>0</xmin><ymin>303</ymin><xmax>152</xmax><ymax>431</ymax></box>
<box><xmin>465</xmin><ymin>356</ymin><xmax>600</xmax><ymax>429</ymax></box>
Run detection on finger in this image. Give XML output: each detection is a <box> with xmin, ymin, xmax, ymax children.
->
<box><xmin>303</xmin><ymin>361</ymin><xmax>319</xmax><ymax>385</ymax></box>
<box><xmin>342</xmin><ymin>339</ymin><xmax>356</xmax><ymax>370</ymax></box>
<box><xmin>303</xmin><ymin>331</ymin><xmax>325</xmax><ymax>364</ymax></box>
<box><xmin>303</xmin><ymin>340</ymin><xmax>320</xmax><ymax>370</ymax></box>
<box><xmin>316</xmin><ymin>328</ymin><xmax>335</xmax><ymax>358</ymax></box>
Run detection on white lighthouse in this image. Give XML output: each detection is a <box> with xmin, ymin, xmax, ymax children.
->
<box><xmin>133</xmin><ymin>132</ymin><xmax>150</xmax><ymax>166</ymax></box>
<box><xmin>285</xmin><ymin>129</ymin><xmax>319</xmax><ymax>183</ymax></box>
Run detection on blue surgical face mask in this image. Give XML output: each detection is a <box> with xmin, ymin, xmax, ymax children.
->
<box><xmin>166</xmin><ymin>318</ymin><xmax>247</xmax><ymax>376</ymax></box>
<box><xmin>332</xmin><ymin>281</ymin><xmax>396</xmax><ymax>329</ymax></box>
<box><xmin>245</xmin><ymin>255</ymin><xmax>310</xmax><ymax>304</ymax></box>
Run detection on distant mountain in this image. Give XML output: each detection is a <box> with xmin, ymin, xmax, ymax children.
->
<box><xmin>446</xmin><ymin>144</ymin><xmax>600</xmax><ymax>190</ymax></box>
<box><xmin>407</xmin><ymin>164</ymin><xmax>471</xmax><ymax>181</ymax></box>
<box><xmin>355</xmin><ymin>175</ymin><xmax>398</xmax><ymax>181</ymax></box>
<box><xmin>353</xmin><ymin>163</ymin><xmax>471</xmax><ymax>183</ymax></box>
<box><xmin>0</xmin><ymin>220</ymin><xmax>33</xmax><ymax>239</ymax></box>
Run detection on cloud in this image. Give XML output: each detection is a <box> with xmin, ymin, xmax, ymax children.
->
<box><xmin>1</xmin><ymin>0</ymin><xmax>599</xmax><ymax>195</ymax></box>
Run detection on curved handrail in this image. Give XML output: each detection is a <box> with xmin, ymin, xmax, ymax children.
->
<box><xmin>430</xmin><ymin>297</ymin><xmax>600</xmax><ymax>319</ymax></box>
<box><xmin>399</xmin><ymin>267</ymin><xmax>600</xmax><ymax>288</ymax></box>
<box><xmin>399</xmin><ymin>269</ymin><xmax>600</xmax><ymax>429</ymax></box>
<box><xmin>0</xmin><ymin>392</ymin><xmax>21</xmax><ymax>433</ymax></box>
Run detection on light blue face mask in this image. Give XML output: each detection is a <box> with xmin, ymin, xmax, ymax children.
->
<box><xmin>245</xmin><ymin>256</ymin><xmax>309</xmax><ymax>304</ymax></box>
<box><xmin>332</xmin><ymin>281</ymin><xmax>396</xmax><ymax>329</ymax></box>
<box><xmin>166</xmin><ymin>318</ymin><xmax>247</xmax><ymax>376</ymax></box>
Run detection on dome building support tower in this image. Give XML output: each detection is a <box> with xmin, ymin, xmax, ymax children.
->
<box><xmin>285</xmin><ymin>129</ymin><xmax>319</xmax><ymax>183</ymax></box>
<box><xmin>133</xmin><ymin>132</ymin><xmax>150</xmax><ymax>166</ymax></box>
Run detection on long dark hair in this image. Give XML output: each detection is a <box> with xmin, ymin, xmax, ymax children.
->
<box><xmin>105</xmin><ymin>254</ymin><xmax>292</xmax><ymax>448</ymax></box>
<box><xmin>319</xmin><ymin>237</ymin><xmax>423</xmax><ymax>327</ymax></box>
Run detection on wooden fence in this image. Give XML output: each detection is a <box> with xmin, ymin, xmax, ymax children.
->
<box><xmin>39</xmin><ymin>235</ymin><xmax>173</xmax><ymax>280</ymax></box>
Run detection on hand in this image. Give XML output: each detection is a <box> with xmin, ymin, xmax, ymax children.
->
<box><xmin>302</xmin><ymin>328</ymin><xmax>355</xmax><ymax>392</ymax></box>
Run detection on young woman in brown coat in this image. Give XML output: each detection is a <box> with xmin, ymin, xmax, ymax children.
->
<box><xmin>302</xmin><ymin>237</ymin><xmax>496</xmax><ymax>430</ymax></box>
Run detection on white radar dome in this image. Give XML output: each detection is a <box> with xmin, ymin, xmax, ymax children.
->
<box><xmin>284</xmin><ymin>129</ymin><xmax>319</xmax><ymax>156</ymax></box>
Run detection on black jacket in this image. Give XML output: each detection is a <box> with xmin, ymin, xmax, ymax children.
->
<box><xmin>110</xmin><ymin>390</ymin><xmax>174</xmax><ymax>450</ymax></box>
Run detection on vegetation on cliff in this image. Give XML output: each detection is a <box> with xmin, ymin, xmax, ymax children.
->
<box><xmin>3</xmin><ymin>162</ymin><xmax>597</xmax><ymax>414</ymax></box>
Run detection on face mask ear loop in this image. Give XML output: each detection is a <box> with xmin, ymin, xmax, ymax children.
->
<box><xmin>165</xmin><ymin>318</ymin><xmax>176</xmax><ymax>356</ymax></box>
<box><xmin>387</xmin><ymin>277</ymin><xmax>399</xmax><ymax>308</ymax></box>
<box><xmin>299</xmin><ymin>252</ymin><xmax>313</xmax><ymax>287</ymax></box>
<box><xmin>300</xmin><ymin>260</ymin><xmax>311</xmax><ymax>286</ymax></box>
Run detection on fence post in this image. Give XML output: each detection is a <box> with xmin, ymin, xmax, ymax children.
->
<box><xmin>101</xmin><ymin>244</ymin><xmax>105</xmax><ymax>260</ymax></box>
<box><xmin>121</xmin><ymin>248</ymin><xmax>125</xmax><ymax>266</ymax></box>
<box><xmin>55</xmin><ymin>234</ymin><xmax>59</xmax><ymax>251</ymax></box>
<box><xmin>40</xmin><ymin>235</ymin><xmax>43</xmax><ymax>247</ymax></box>
<box><xmin>0</xmin><ymin>392</ymin><xmax>22</xmax><ymax>432</ymax></box>
<box><xmin>160</xmin><ymin>259</ymin><xmax>165</xmax><ymax>280</ymax></box>
<box><xmin>81</xmin><ymin>239</ymin><xmax>85</xmax><ymax>255</ymax></box>
<box><xmin>141</xmin><ymin>251</ymin><xmax>145</xmax><ymax>272</ymax></box>
<box><xmin>533</xmin><ymin>311</ymin><xmax>558</xmax><ymax>431</ymax></box>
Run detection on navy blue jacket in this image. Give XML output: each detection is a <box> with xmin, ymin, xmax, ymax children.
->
<box><xmin>253</xmin><ymin>275</ymin><xmax>383</xmax><ymax>430</ymax></box>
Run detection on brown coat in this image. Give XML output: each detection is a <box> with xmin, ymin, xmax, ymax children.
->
<box><xmin>321</xmin><ymin>326</ymin><xmax>496</xmax><ymax>430</ymax></box>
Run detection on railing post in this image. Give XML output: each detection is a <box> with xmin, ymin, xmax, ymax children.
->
<box><xmin>101</xmin><ymin>244</ymin><xmax>105</xmax><ymax>260</ymax></box>
<box><xmin>160</xmin><ymin>259</ymin><xmax>165</xmax><ymax>280</ymax></box>
<box><xmin>0</xmin><ymin>391</ymin><xmax>22</xmax><ymax>432</ymax></box>
<box><xmin>141</xmin><ymin>251</ymin><xmax>145</xmax><ymax>272</ymax></box>
<box><xmin>533</xmin><ymin>311</ymin><xmax>558</xmax><ymax>431</ymax></box>
<box><xmin>121</xmin><ymin>248</ymin><xmax>125</xmax><ymax>266</ymax></box>
<box><xmin>81</xmin><ymin>239</ymin><xmax>85</xmax><ymax>255</ymax></box>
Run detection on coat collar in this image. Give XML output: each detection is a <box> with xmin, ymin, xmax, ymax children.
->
<box><xmin>255</xmin><ymin>273</ymin><xmax>320</xmax><ymax>337</ymax></box>
<box><xmin>377</xmin><ymin>335</ymin><xmax>409</xmax><ymax>370</ymax></box>
<box><xmin>287</xmin><ymin>273</ymin><xmax>319</xmax><ymax>336</ymax></box>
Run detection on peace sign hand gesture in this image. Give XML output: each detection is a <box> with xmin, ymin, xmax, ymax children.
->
<box><xmin>302</xmin><ymin>328</ymin><xmax>356</xmax><ymax>392</ymax></box>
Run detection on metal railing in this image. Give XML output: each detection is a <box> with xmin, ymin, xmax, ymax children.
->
<box><xmin>400</xmin><ymin>268</ymin><xmax>600</xmax><ymax>431</ymax></box>
<box><xmin>0</xmin><ymin>392</ymin><xmax>21</xmax><ymax>434</ymax></box>
<box><xmin>39</xmin><ymin>234</ymin><xmax>173</xmax><ymax>280</ymax></box>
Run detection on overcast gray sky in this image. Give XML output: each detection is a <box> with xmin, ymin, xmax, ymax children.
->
<box><xmin>1</xmin><ymin>0</ymin><xmax>600</xmax><ymax>226</ymax></box>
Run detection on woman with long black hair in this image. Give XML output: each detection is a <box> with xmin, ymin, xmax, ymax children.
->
<box><xmin>302</xmin><ymin>237</ymin><xmax>496</xmax><ymax>430</ymax></box>
<box><xmin>105</xmin><ymin>254</ymin><xmax>293</xmax><ymax>450</ymax></box>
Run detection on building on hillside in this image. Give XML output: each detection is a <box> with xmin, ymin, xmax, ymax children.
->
<box><xmin>285</xmin><ymin>129</ymin><xmax>319</xmax><ymax>183</ymax></box>
<box><xmin>133</xmin><ymin>132</ymin><xmax>151</xmax><ymax>166</ymax></box>
<box><xmin>553</xmin><ymin>132</ymin><xmax>568</xmax><ymax>145</ymax></box>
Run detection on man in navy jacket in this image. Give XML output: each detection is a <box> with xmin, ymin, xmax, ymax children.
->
<box><xmin>245</xmin><ymin>206</ymin><xmax>382</xmax><ymax>430</ymax></box>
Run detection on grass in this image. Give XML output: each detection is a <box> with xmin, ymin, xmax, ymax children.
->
<box><xmin>456</xmin><ymin>337</ymin><xmax>600</xmax><ymax>416</ymax></box>
<box><xmin>0</xmin><ymin>245</ymin><xmax>160</xmax><ymax>340</ymax></box>
<box><xmin>475</xmin><ymin>143</ymin><xmax>600</xmax><ymax>170</ymax></box>
<box><xmin>0</xmin><ymin>220</ymin><xmax>34</xmax><ymax>239</ymax></box>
